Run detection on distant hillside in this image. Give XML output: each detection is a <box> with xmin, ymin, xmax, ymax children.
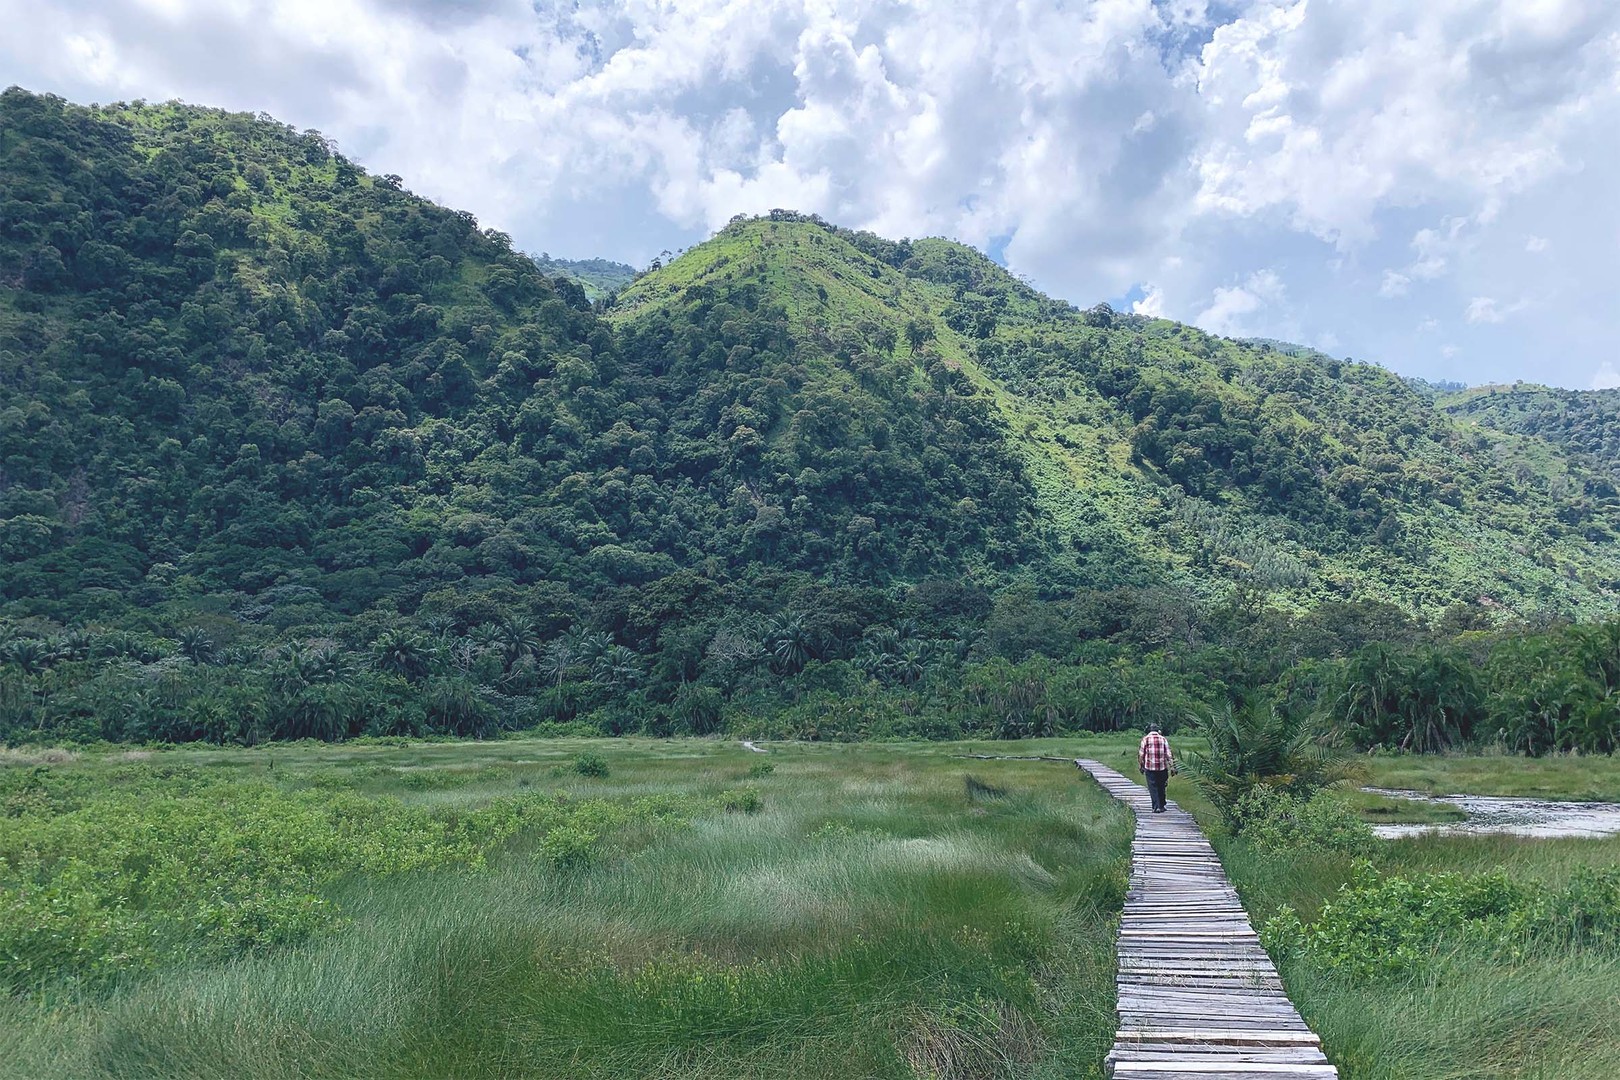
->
<box><xmin>532</xmin><ymin>254</ymin><xmax>637</xmax><ymax>300</ymax></box>
<box><xmin>0</xmin><ymin>90</ymin><xmax>1037</xmax><ymax>636</ymax></box>
<box><xmin>1441</xmin><ymin>384</ymin><xmax>1620</xmax><ymax>483</ymax></box>
<box><xmin>615</xmin><ymin>210</ymin><xmax>1620</xmax><ymax>615</ymax></box>
<box><xmin>5</xmin><ymin>88</ymin><xmax>1619</xmax><ymax>636</ymax></box>
<box><xmin>6</xmin><ymin>89</ymin><xmax>1620</xmax><ymax>747</ymax></box>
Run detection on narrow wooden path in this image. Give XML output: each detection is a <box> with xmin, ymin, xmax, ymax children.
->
<box><xmin>1076</xmin><ymin>760</ymin><xmax>1337</xmax><ymax>1080</ymax></box>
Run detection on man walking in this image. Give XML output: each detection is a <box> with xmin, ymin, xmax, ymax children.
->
<box><xmin>1139</xmin><ymin>721</ymin><xmax>1173</xmax><ymax>813</ymax></box>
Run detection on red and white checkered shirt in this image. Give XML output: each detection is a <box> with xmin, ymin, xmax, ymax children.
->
<box><xmin>1139</xmin><ymin>732</ymin><xmax>1173</xmax><ymax>772</ymax></box>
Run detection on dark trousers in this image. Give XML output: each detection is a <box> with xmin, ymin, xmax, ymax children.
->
<box><xmin>1144</xmin><ymin>769</ymin><xmax>1169</xmax><ymax>812</ymax></box>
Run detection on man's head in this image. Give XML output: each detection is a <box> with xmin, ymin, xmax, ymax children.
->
<box><xmin>1147</xmin><ymin>721</ymin><xmax>1161</xmax><ymax>734</ymax></box>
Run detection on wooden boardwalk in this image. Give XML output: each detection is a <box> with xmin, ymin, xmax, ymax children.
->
<box><xmin>1076</xmin><ymin>760</ymin><xmax>1338</xmax><ymax>1080</ymax></box>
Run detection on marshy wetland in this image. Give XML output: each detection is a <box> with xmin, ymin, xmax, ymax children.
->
<box><xmin>2</xmin><ymin>736</ymin><xmax>1617</xmax><ymax>1079</ymax></box>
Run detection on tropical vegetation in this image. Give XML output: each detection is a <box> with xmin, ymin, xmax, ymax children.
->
<box><xmin>5</xmin><ymin>88</ymin><xmax>1620</xmax><ymax>759</ymax></box>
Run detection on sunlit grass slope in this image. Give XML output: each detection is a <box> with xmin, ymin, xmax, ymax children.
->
<box><xmin>1</xmin><ymin>738</ymin><xmax>1132</xmax><ymax>1079</ymax></box>
<box><xmin>612</xmin><ymin>214</ymin><xmax>1620</xmax><ymax>614</ymax></box>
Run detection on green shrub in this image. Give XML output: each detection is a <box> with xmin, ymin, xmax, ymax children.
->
<box><xmin>539</xmin><ymin>823</ymin><xmax>597</xmax><ymax>869</ymax></box>
<box><xmin>571</xmin><ymin>752</ymin><xmax>609</xmax><ymax>778</ymax></box>
<box><xmin>1262</xmin><ymin>863</ymin><xmax>1620</xmax><ymax>980</ymax></box>
<box><xmin>1183</xmin><ymin>701</ymin><xmax>1356</xmax><ymax>826</ymax></box>
<box><xmin>1230</xmin><ymin>787</ymin><xmax>1374</xmax><ymax>857</ymax></box>
<box><xmin>720</xmin><ymin>785</ymin><xmax>762</xmax><ymax>813</ymax></box>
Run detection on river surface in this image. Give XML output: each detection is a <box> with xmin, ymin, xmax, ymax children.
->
<box><xmin>1364</xmin><ymin>787</ymin><xmax>1620</xmax><ymax>839</ymax></box>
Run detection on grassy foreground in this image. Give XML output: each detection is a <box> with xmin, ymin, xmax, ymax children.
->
<box><xmin>0</xmin><ymin>737</ymin><xmax>1132</xmax><ymax>1079</ymax></box>
<box><xmin>1194</xmin><ymin>750</ymin><xmax>1620</xmax><ymax>1080</ymax></box>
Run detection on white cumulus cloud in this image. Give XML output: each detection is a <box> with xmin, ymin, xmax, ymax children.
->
<box><xmin>0</xmin><ymin>0</ymin><xmax>1616</xmax><ymax>386</ymax></box>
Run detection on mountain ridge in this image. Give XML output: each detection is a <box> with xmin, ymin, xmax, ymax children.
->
<box><xmin>8</xmin><ymin>87</ymin><xmax>1620</xmax><ymax>750</ymax></box>
<box><xmin>4</xmin><ymin>89</ymin><xmax>1620</xmax><ymax>634</ymax></box>
<box><xmin>610</xmin><ymin>210</ymin><xmax>1620</xmax><ymax>614</ymax></box>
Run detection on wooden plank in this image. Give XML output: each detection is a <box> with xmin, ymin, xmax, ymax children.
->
<box><xmin>1076</xmin><ymin>759</ymin><xmax>1337</xmax><ymax>1080</ymax></box>
<box><xmin>1115</xmin><ymin>1034</ymin><xmax>1323</xmax><ymax>1049</ymax></box>
<box><xmin>1110</xmin><ymin>1051</ymin><xmax>1329</xmax><ymax>1065</ymax></box>
<box><xmin>1111</xmin><ymin>1065</ymin><xmax>1338</xmax><ymax>1076</ymax></box>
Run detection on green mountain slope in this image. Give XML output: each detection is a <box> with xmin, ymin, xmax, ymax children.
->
<box><xmin>531</xmin><ymin>254</ymin><xmax>637</xmax><ymax>300</ymax></box>
<box><xmin>6</xmin><ymin>89</ymin><xmax>1620</xmax><ymax>747</ymax></box>
<box><xmin>5</xmin><ymin>89</ymin><xmax>1619</xmax><ymax>638</ymax></box>
<box><xmin>615</xmin><ymin>212</ymin><xmax>1620</xmax><ymax>615</ymax></box>
<box><xmin>0</xmin><ymin>90</ymin><xmax>1039</xmax><ymax>637</ymax></box>
<box><xmin>1440</xmin><ymin>383</ymin><xmax>1620</xmax><ymax>482</ymax></box>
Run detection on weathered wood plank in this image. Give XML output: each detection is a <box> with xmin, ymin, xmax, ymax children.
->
<box><xmin>1076</xmin><ymin>759</ymin><xmax>1337</xmax><ymax>1080</ymax></box>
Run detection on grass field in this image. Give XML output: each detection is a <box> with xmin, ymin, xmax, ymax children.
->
<box><xmin>1195</xmin><ymin>748</ymin><xmax>1620</xmax><ymax>1080</ymax></box>
<box><xmin>0</xmin><ymin>737</ymin><xmax>1134</xmax><ymax>1079</ymax></box>
<box><xmin>3</xmin><ymin>735</ymin><xmax>1618</xmax><ymax>1079</ymax></box>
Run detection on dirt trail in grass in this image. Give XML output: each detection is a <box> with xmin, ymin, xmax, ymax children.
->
<box><xmin>1364</xmin><ymin>787</ymin><xmax>1620</xmax><ymax>839</ymax></box>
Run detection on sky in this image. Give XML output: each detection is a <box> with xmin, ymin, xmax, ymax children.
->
<box><xmin>3</xmin><ymin>0</ymin><xmax>1617</xmax><ymax>389</ymax></box>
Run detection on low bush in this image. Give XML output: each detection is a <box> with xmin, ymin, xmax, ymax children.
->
<box><xmin>1183</xmin><ymin>701</ymin><xmax>1356</xmax><ymax>826</ymax></box>
<box><xmin>1229</xmin><ymin>787</ymin><xmax>1374</xmax><ymax>857</ymax></box>
<box><xmin>1262</xmin><ymin>863</ymin><xmax>1620</xmax><ymax>979</ymax></box>
<box><xmin>571</xmin><ymin>752</ymin><xmax>609</xmax><ymax>778</ymax></box>
<box><xmin>539</xmin><ymin>823</ymin><xmax>597</xmax><ymax>869</ymax></box>
<box><xmin>720</xmin><ymin>785</ymin><xmax>763</xmax><ymax>813</ymax></box>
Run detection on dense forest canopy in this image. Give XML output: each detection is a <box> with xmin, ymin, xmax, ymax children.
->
<box><xmin>1439</xmin><ymin>383</ymin><xmax>1620</xmax><ymax>484</ymax></box>
<box><xmin>4</xmin><ymin>88</ymin><xmax>1620</xmax><ymax>752</ymax></box>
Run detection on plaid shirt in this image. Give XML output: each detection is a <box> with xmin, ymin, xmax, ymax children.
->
<box><xmin>1138</xmin><ymin>732</ymin><xmax>1173</xmax><ymax>772</ymax></box>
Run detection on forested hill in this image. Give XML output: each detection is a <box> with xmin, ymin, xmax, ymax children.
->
<box><xmin>530</xmin><ymin>254</ymin><xmax>637</xmax><ymax>300</ymax></box>
<box><xmin>4</xmin><ymin>87</ymin><xmax>1620</xmax><ymax>657</ymax></box>
<box><xmin>1439</xmin><ymin>384</ymin><xmax>1620</xmax><ymax>483</ymax></box>
<box><xmin>0</xmin><ymin>87</ymin><xmax>1040</xmax><ymax>637</ymax></box>
<box><xmin>613</xmin><ymin>212</ymin><xmax>1620</xmax><ymax>616</ymax></box>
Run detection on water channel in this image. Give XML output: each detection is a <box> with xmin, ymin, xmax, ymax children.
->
<box><xmin>1365</xmin><ymin>786</ymin><xmax>1620</xmax><ymax>839</ymax></box>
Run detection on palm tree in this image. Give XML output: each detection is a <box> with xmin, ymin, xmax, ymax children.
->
<box><xmin>497</xmin><ymin>616</ymin><xmax>541</xmax><ymax>670</ymax></box>
<box><xmin>1182</xmin><ymin>701</ymin><xmax>1358</xmax><ymax>827</ymax></box>
<box><xmin>426</xmin><ymin>678</ymin><xmax>493</xmax><ymax>738</ymax></box>
<box><xmin>4</xmin><ymin>637</ymin><xmax>50</xmax><ymax>676</ymax></box>
<box><xmin>1395</xmin><ymin>647</ymin><xmax>1482</xmax><ymax>752</ymax></box>
<box><xmin>422</xmin><ymin>613</ymin><xmax>457</xmax><ymax>639</ymax></box>
<box><xmin>764</xmin><ymin>614</ymin><xmax>817</xmax><ymax>675</ymax></box>
<box><xmin>178</xmin><ymin>627</ymin><xmax>216</xmax><ymax>665</ymax></box>
<box><xmin>592</xmin><ymin>645</ymin><xmax>642</xmax><ymax>691</ymax></box>
<box><xmin>469</xmin><ymin>622</ymin><xmax>502</xmax><ymax>655</ymax></box>
<box><xmin>270</xmin><ymin>644</ymin><xmax>311</xmax><ymax>694</ymax></box>
<box><xmin>53</xmin><ymin>629</ymin><xmax>94</xmax><ymax>662</ymax></box>
<box><xmin>894</xmin><ymin>639</ymin><xmax>932</xmax><ymax>687</ymax></box>
<box><xmin>571</xmin><ymin>630</ymin><xmax>613</xmax><ymax>664</ymax></box>
<box><xmin>672</xmin><ymin>683</ymin><xmax>723</xmax><ymax>735</ymax></box>
<box><xmin>373</xmin><ymin>628</ymin><xmax>430</xmax><ymax>682</ymax></box>
<box><xmin>1335</xmin><ymin>643</ymin><xmax>1481</xmax><ymax>752</ymax></box>
<box><xmin>305</xmin><ymin>644</ymin><xmax>350</xmax><ymax>684</ymax></box>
